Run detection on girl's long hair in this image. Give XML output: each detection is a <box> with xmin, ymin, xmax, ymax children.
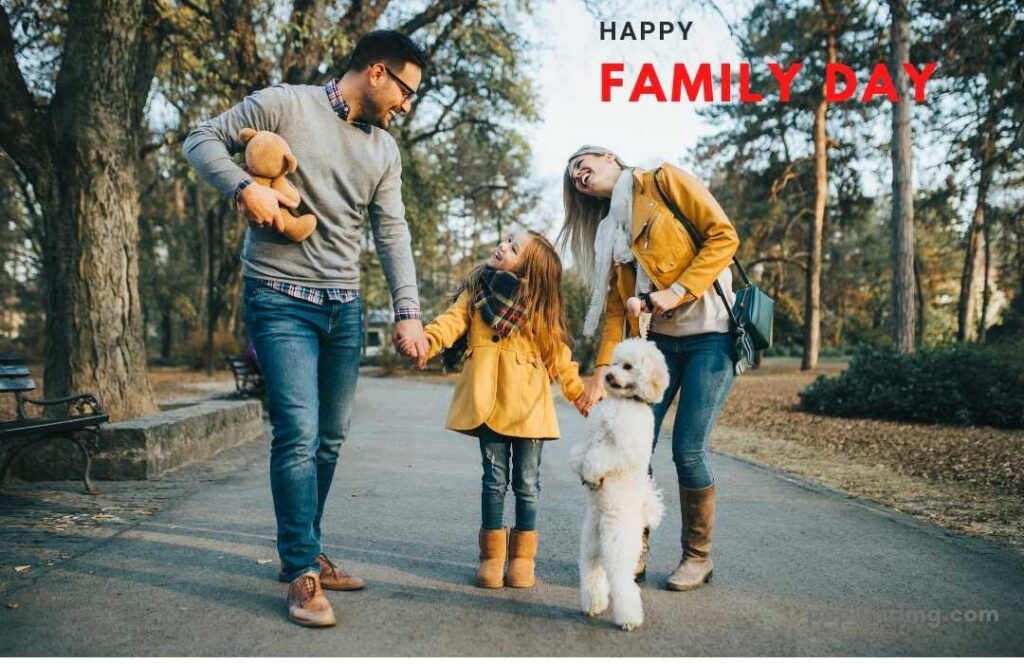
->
<box><xmin>556</xmin><ymin>149</ymin><xmax>628</xmax><ymax>284</ymax></box>
<box><xmin>459</xmin><ymin>231</ymin><xmax>571</xmax><ymax>371</ymax></box>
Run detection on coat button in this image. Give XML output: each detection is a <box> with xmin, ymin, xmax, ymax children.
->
<box><xmin>491</xmin><ymin>335</ymin><xmax>500</xmax><ymax>343</ymax></box>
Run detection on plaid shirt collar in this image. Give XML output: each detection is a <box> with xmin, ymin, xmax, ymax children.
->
<box><xmin>324</xmin><ymin>79</ymin><xmax>372</xmax><ymax>134</ymax></box>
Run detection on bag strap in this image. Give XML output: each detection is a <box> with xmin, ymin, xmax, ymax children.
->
<box><xmin>650</xmin><ymin>167</ymin><xmax>742</xmax><ymax>331</ymax></box>
<box><xmin>652</xmin><ymin>167</ymin><xmax>758</xmax><ymax>372</ymax></box>
<box><xmin>652</xmin><ymin>167</ymin><xmax>752</xmax><ymax>285</ymax></box>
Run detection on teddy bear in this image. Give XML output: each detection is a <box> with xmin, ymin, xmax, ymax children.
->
<box><xmin>237</xmin><ymin>128</ymin><xmax>317</xmax><ymax>242</ymax></box>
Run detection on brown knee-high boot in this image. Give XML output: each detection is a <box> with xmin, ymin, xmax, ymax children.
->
<box><xmin>666</xmin><ymin>484</ymin><xmax>715</xmax><ymax>591</ymax></box>
<box><xmin>476</xmin><ymin>527</ymin><xmax>508</xmax><ymax>588</ymax></box>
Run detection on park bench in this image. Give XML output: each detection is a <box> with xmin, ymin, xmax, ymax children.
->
<box><xmin>0</xmin><ymin>355</ymin><xmax>108</xmax><ymax>494</ymax></box>
<box><xmin>225</xmin><ymin>354</ymin><xmax>265</xmax><ymax>398</ymax></box>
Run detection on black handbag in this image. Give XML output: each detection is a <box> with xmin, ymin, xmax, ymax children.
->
<box><xmin>651</xmin><ymin>168</ymin><xmax>775</xmax><ymax>372</ymax></box>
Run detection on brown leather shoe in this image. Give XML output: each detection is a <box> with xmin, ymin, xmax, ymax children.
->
<box><xmin>316</xmin><ymin>552</ymin><xmax>365</xmax><ymax>591</ymax></box>
<box><xmin>287</xmin><ymin>572</ymin><xmax>336</xmax><ymax>628</ymax></box>
<box><xmin>666</xmin><ymin>484</ymin><xmax>716</xmax><ymax>591</ymax></box>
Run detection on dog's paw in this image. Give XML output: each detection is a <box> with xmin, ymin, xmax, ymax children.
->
<box><xmin>582</xmin><ymin>598</ymin><xmax>608</xmax><ymax>616</ymax></box>
<box><xmin>581</xmin><ymin>591</ymin><xmax>609</xmax><ymax>616</ymax></box>
<box><xmin>613</xmin><ymin>600</ymin><xmax>643</xmax><ymax>631</ymax></box>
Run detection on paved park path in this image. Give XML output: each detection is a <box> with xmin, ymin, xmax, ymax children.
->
<box><xmin>1</xmin><ymin>376</ymin><xmax>1022</xmax><ymax>656</ymax></box>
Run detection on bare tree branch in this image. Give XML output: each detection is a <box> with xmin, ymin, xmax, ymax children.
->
<box><xmin>281</xmin><ymin>0</ymin><xmax>330</xmax><ymax>84</ymax></box>
<box><xmin>400</xmin><ymin>0</ymin><xmax>477</xmax><ymax>35</ymax></box>
<box><xmin>0</xmin><ymin>4</ymin><xmax>51</xmax><ymax>186</ymax></box>
<box><xmin>409</xmin><ymin>117</ymin><xmax>499</xmax><ymax>145</ymax></box>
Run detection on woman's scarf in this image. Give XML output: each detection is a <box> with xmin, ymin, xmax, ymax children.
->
<box><xmin>441</xmin><ymin>267</ymin><xmax>525</xmax><ymax>372</ymax></box>
<box><xmin>583</xmin><ymin>168</ymin><xmax>635</xmax><ymax>336</ymax></box>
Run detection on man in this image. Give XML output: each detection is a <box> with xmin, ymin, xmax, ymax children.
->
<box><xmin>183</xmin><ymin>30</ymin><xmax>429</xmax><ymax>628</ymax></box>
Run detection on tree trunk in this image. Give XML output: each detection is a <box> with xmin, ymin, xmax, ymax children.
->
<box><xmin>802</xmin><ymin>0</ymin><xmax>837</xmax><ymax>371</ymax></box>
<box><xmin>161</xmin><ymin>307</ymin><xmax>173</xmax><ymax>360</ymax></box>
<box><xmin>889</xmin><ymin>0</ymin><xmax>915</xmax><ymax>354</ymax></box>
<box><xmin>206</xmin><ymin>198</ymin><xmax>218</xmax><ymax>375</ymax></box>
<box><xmin>979</xmin><ymin>216</ymin><xmax>992</xmax><ymax>342</ymax></box>
<box><xmin>957</xmin><ymin>119</ymin><xmax>995</xmax><ymax>343</ymax></box>
<box><xmin>43</xmin><ymin>0</ymin><xmax>163</xmax><ymax>419</ymax></box>
<box><xmin>914</xmin><ymin>253</ymin><xmax>925</xmax><ymax>347</ymax></box>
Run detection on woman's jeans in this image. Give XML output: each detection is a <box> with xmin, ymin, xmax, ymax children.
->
<box><xmin>649</xmin><ymin>331</ymin><xmax>737</xmax><ymax>490</ymax></box>
<box><xmin>478</xmin><ymin>426</ymin><xmax>544</xmax><ymax>531</ymax></box>
<box><xmin>243</xmin><ymin>280</ymin><xmax>362</xmax><ymax>581</ymax></box>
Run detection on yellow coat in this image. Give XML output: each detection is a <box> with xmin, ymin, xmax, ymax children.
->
<box><xmin>424</xmin><ymin>291</ymin><xmax>585</xmax><ymax>440</ymax></box>
<box><xmin>595</xmin><ymin>164</ymin><xmax>740</xmax><ymax>367</ymax></box>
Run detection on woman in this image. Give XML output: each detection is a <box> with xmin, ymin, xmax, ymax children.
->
<box><xmin>561</xmin><ymin>146</ymin><xmax>739</xmax><ymax>591</ymax></box>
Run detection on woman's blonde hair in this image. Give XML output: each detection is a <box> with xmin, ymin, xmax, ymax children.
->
<box><xmin>556</xmin><ymin>146</ymin><xmax>628</xmax><ymax>283</ymax></box>
<box><xmin>459</xmin><ymin>230</ymin><xmax>571</xmax><ymax>370</ymax></box>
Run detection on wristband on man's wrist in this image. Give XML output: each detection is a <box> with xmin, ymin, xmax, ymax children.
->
<box><xmin>233</xmin><ymin>177</ymin><xmax>253</xmax><ymax>201</ymax></box>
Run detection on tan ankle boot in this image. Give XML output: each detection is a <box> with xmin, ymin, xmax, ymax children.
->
<box><xmin>476</xmin><ymin>527</ymin><xmax>508</xmax><ymax>588</ymax></box>
<box><xmin>287</xmin><ymin>572</ymin><xmax>337</xmax><ymax>627</ymax></box>
<box><xmin>666</xmin><ymin>485</ymin><xmax>716</xmax><ymax>591</ymax></box>
<box><xmin>634</xmin><ymin>527</ymin><xmax>650</xmax><ymax>582</ymax></box>
<box><xmin>505</xmin><ymin>529</ymin><xmax>538</xmax><ymax>588</ymax></box>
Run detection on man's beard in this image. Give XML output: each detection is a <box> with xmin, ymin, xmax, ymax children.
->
<box><xmin>353</xmin><ymin>95</ymin><xmax>389</xmax><ymax>128</ymax></box>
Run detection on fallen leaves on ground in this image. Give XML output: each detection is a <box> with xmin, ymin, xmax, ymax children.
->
<box><xmin>704</xmin><ymin>358</ymin><xmax>1024</xmax><ymax>551</ymax></box>
<box><xmin>717</xmin><ymin>361</ymin><xmax>1024</xmax><ymax>494</ymax></box>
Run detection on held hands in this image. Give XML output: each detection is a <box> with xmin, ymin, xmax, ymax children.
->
<box><xmin>574</xmin><ymin>366</ymin><xmax>608</xmax><ymax>417</ymax></box>
<box><xmin>393</xmin><ymin>320</ymin><xmax>429</xmax><ymax>368</ymax></box>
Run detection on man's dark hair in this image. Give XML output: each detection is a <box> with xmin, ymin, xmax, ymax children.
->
<box><xmin>347</xmin><ymin>30</ymin><xmax>428</xmax><ymax>74</ymax></box>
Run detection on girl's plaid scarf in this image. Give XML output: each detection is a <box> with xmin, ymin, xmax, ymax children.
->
<box><xmin>441</xmin><ymin>267</ymin><xmax>526</xmax><ymax>372</ymax></box>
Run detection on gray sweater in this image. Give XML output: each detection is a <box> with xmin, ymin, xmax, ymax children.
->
<box><xmin>182</xmin><ymin>83</ymin><xmax>419</xmax><ymax>312</ymax></box>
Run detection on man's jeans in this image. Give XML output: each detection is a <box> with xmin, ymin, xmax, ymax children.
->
<box><xmin>478</xmin><ymin>426</ymin><xmax>544</xmax><ymax>532</ymax></box>
<box><xmin>649</xmin><ymin>331</ymin><xmax>737</xmax><ymax>490</ymax></box>
<box><xmin>244</xmin><ymin>279</ymin><xmax>362</xmax><ymax>581</ymax></box>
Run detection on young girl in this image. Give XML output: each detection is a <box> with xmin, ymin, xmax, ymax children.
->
<box><xmin>412</xmin><ymin>230</ymin><xmax>587</xmax><ymax>589</ymax></box>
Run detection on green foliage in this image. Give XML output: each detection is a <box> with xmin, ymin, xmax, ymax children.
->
<box><xmin>562</xmin><ymin>271</ymin><xmax>597</xmax><ymax>372</ymax></box>
<box><xmin>798</xmin><ymin>342</ymin><xmax>1024</xmax><ymax>428</ymax></box>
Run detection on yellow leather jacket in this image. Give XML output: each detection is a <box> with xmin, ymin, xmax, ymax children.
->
<box><xmin>595</xmin><ymin>163</ymin><xmax>740</xmax><ymax>366</ymax></box>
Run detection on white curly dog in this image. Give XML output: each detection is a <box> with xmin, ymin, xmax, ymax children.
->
<box><xmin>569</xmin><ymin>338</ymin><xmax>670</xmax><ymax>631</ymax></box>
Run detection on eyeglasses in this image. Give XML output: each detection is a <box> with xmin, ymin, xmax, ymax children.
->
<box><xmin>383</xmin><ymin>65</ymin><xmax>416</xmax><ymax>103</ymax></box>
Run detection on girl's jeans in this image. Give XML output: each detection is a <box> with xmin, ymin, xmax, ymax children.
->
<box><xmin>244</xmin><ymin>279</ymin><xmax>362</xmax><ymax>582</ymax></box>
<box><xmin>478</xmin><ymin>426</ymin><xmax>544</xmax><ymax>531</ymax></box>
<box><xmin>649</xmin><ymin>331</ymin><xmax>737</xmax><ymax>490</ymax></box>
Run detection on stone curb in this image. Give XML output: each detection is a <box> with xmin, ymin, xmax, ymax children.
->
<box><xmin>12</xmin><ymin>398</ymin><xmax>266</xmax><ymax>481</ymax></box>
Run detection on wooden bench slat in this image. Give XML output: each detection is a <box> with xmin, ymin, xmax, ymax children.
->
<box><xmin>0</xmin><ymin>378</ymin><xmax>36</xmax><ymax>392</ymax></box>
<box><xmin>0</xmin><ymin>365</ymin><xmax>31</xmax><ymax>377</ymax></box>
